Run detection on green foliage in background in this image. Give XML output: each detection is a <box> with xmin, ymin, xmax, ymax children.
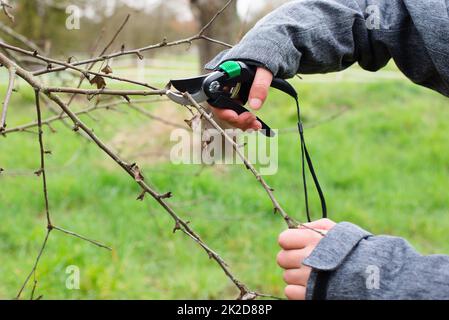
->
<box><xmin>0</xmin><ymin>66</ymin><xmax>448</xmax><ymax>299</ymax></box>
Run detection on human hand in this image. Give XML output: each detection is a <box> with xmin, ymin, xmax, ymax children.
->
<box><xmin>209</xmin><ymin>67</ymin><xmax>273</xmax><ymax>131</ymax></box>
<box><xmin>277</xmin><ymin>219</ymin><xmax>337</xmax><ymax>300</ymax></box>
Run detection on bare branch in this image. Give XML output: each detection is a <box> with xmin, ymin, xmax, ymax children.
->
<box><xmin>0</xmin><ymin>42</ymin><xmax>159</xmax><ymax>90</ymax></box>
<box><xmin>15</xmin><ymin>72</ymin><xmax>111</xmax><ymax>299</ymax></box>
<box><xmin>198</xmin><ymin>0</ymin><xmax>234</xmax><ymax>35</ymax></box>
<box><xmin>66</xmin><ymin>14</ymin><xmax>131</xmax><ymax>107</ymax></box>
<box><xmin>128</xmin><ymin>103</ymin><xmax>185</xmax><ymax>129</ymax></box>
<box><xmin>0</xmin><ymin>65</ymin><xmax>16</xmax><ymax>132</ymax></box>
<box><xmin>16</xmin><ymin>230</ymin><xmax>51</xmax><ymax>299</ymax></box>
<box><xmin>0</xmin><ymin>21</ymin><xmax>42</xmax><ymax>52</ymax></box>
<box><xmin>44</xmin><ymin>87</ymin><xmax>166</xmax><ymax>97</ymax></box>
<box><xmin>34</xmin><ymin>89</ymin><xmax>52</xmax><ymax>227</ymax></box>
<box><xmin>29</xmin><ymin>0</ymin><xmax>236</xmax><ymax>76</ymax></box>
<box><xmin>53</xmin><ymin>226</ymin><xmax>112</xmax><ymax>251</ymax></box>
<box><xmin>2</xmin><ymin>98</ymin><xmax>170</xmax><ymax>135</ymax></box>
<box><xmin>0</xmin><ymin>0</ymin><xmax>14</xmax><ymax>23</ymax></box>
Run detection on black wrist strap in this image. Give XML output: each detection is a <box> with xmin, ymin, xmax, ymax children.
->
<box><xmin>311</xmin><ymin>271</ymin><xmax>332</xmax><ymax>300</ymax></box>
<box><xmin>295</xmin><ymin>98</ymin><xmax>327</xmax><ymax>222</ymax></box>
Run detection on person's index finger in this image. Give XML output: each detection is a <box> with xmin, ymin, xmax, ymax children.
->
<box><xmin>211</xmin><ymin>107</ymin><xmax>239</xmax><ymax>123</ymax></box>
<box><xmin>249</xmin><ymin>67</ymin><xmax>273</xmax><ymax>110</ymax></box>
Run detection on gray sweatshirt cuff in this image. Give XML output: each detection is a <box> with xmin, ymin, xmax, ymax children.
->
<box><xmin>303</xmin><ymin>222</ymin><xmax>372</xmax><ymax>271</ymax></box>
<box><xmin>204</xmin><ymin>39</ymin><xmax>292</xmax><ymax>77</ymax></box>
<box><xmin>303</xmin><ymin>222</ymin><xmax>372</xmax><ymax>300</ymax></box>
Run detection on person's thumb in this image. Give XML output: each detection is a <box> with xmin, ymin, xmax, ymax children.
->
<box><xmin>248</xmin><ymin>67</ymin><xmax>273</xmax><ymax>110</ymax></box>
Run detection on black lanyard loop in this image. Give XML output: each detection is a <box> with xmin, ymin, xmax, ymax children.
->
<box><xmin>295</xmin><ymin>97</ymin><xmax>327</xmax><ymax>222</ymax></box>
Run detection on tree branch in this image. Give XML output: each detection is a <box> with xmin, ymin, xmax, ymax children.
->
<box><xmin>0</xmin><ymin>21</ymin><xmax>42</xmax><ymax>52</ymax></box>
<box><xmin>0</xmin><ymin>0</ymin><xmax>14</xmax><ymax>23</ymax></box>
<box><xmin>0</xmin><ymin>65</ymin><xmax>16</xmax><ymax>132</ymax></box>
<box><xmin>2</xmin><ymin>98</ymin><xmax>171</xmax><ymax>135</ymax></box>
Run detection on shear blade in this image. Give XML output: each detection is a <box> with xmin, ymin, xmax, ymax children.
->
<box><xmin>167</xmin><ymin>89</ymin><xmax>208</xmax><ymax>106</ymax></box>
<box><xmin>170</xmin><ymin>75</ymin><xmax>208</xmax><ymax>93</ymax></box>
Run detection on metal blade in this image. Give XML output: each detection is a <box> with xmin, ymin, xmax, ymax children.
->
<box><xmin>166</xmin><ymin>89</ymin><xmax>208</xmax><ymax>106</ymax></box>
<box><xmin>170</xmin><ymin>75</ymin><xmax>208</xmax><ymax>94</ymax></box>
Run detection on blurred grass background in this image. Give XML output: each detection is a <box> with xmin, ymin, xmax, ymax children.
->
<box><xmin>1</xmin><ymin>57</ymin><xmax>449</xmax><ymax>299</ymax></box>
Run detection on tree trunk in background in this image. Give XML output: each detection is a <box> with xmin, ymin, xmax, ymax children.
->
<box><xmin>189</xmin><ymin>0</ymin><xmax>240</xmax><ymax>162</ymax></box>
<box><xmin>190</xmin><ymin>0</ymin><xmax>239</xmax><ymax>70</ymax></box>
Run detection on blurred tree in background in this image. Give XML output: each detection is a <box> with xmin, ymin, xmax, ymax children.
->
<box><xmin>190</xmin><ymin>0</ymin><xmax>239</xmax><ymax>68</ymax></box>
<box><xmin>0</xmin><ymin>0</ymin><xmax>291</xmax><ymax>63</ymax></box>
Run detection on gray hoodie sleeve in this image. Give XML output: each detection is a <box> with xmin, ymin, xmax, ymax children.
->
<box><xmin>205</xmin><ymin>0</ymin><xmax>449</xmax><ymax>299</ymax></box>
<box><xmin>206</xmin><ymin>0</ymin><xmax>449</xmax><ymax>97</ymax></box>
<box><xmin>302</xmin><ymin>223</ymin><xmax>449</xmax><ymax>299</ymax></box>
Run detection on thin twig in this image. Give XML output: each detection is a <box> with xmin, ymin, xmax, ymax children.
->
<box><xmin>28</xmin><ymin>1</ymin><xmax>235</xmax><ymax>76</ymax></box>
<box><xmin>0</xmin><ymin>21</ymin><xmax>41</xmax><ymax>52</ymax></box>
<box><xmin>53</xmin><ymin>226</ymin><xmax>112</xmax><ymax>251</ymax></box>
<box><xmin>128</xmin><ymin>103</ymin><xmax>185</xmax><ymax>129</ymax></box>
<box><xmin>198</xmin><ymin>0</ymin><xmax>234</xmax><ymax>35</ymax></box>
<box><xmin>15</xmin><ymin>81</ymin><xmax>112</xmax><ymax>299</ymax></box>
<box><xmin>16</xmin><ymin>230</ymin><xmax>51</xmax><ymax>299</ymax></box>
<box><xmin>2</xmin><ymin>98</ymin><xmax>170</xmax><ymax>135</ymax></box>
<box><xmin>34</xmin><ymin>89</ymin><xmax>52</xmax><ymax>227</ymax></box>
<box><xmin>0</xmin><ymin>42</ymin><xmax>159</xmax><ymax>90</ymax></box>
<box><xmin>0</xmin><ymin>65</ymin><xmax>16</xmax><ymax>132</ymax></box>
<box><xmin>45</xmin><ymin>87</ymin><xmax>166</xmax><ymax>97</ymax></box>
<box><xmin>0</xmin><ymin>0</ymin><xmax>14</xmax><ymax>23</ymax></box>
<box><xmin>66</xmin><ymin>14</ymin><xmax>131</xmax><ymax>107</ymax></box>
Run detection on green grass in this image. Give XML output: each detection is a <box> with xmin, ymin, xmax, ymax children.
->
<box><xmin>1</xmin><ymin>66</ymin><xmax>449</xmax><ymax>299</ymax></box>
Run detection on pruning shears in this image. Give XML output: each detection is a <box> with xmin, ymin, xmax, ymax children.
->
<box><xmin>167</xmin><ymin>61</ymin><xmax>298</xmax><ymax>138</ymax></box>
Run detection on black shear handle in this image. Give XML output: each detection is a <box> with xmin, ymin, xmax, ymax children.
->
<box><xmin>270</xmin><ymin>78</ymin><xmax>298</xmax><ymax>100</ymax></box>
<box><xmin>208</xmin><ymin>95</ymin><xmax>275</xmax><ymax>137</ymax></box>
